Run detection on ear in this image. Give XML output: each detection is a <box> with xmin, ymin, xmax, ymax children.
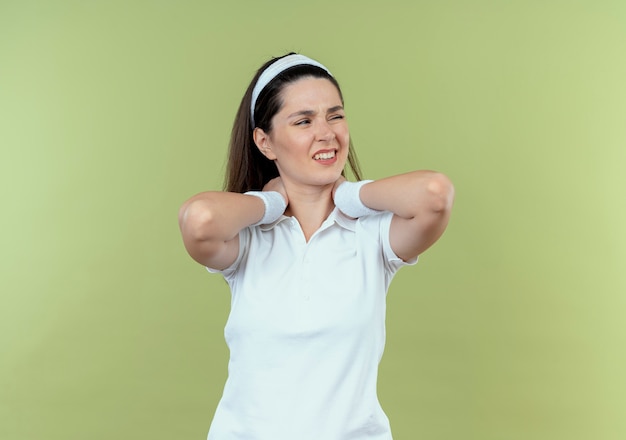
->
<box><xmin>253</xmin><ymin>127</ymin><xmax>277</xmax><ymax>160</ymax></box>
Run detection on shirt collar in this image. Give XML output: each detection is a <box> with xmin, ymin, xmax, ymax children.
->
<box><xmin>259</xmin><ymin>207</ymin><xmax>357</xmax><ymax>232</ymax></box>
<box><xmin>330</xmin><ymin>207</ymin><xmax>357</xmax><ymax>231</ymax></box>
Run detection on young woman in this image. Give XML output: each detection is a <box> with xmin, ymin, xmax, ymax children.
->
<box><xmin>179</xmin><ymin>53</ymin><xmax>454</xmax><ymax>440</ymax></box>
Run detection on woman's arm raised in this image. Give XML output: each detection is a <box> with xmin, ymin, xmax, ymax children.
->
<box><xmin>359</xmin><ymin>171</ymin><xmax>455</xmax><ymax>262</ymax></box>
<box><xmin>178</xmin><ymin>192</ymin><xmax>265</xmax><ymax>270</ymax></box>
<box><xmin>179</xmin><ymin>177</ymin><xmax>287</xmax><ymax>270</ymax></box>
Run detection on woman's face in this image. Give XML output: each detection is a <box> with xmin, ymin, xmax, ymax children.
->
<box><xmin>255</xmin><ymin>77</ymin><xmax>350</xmax><ymax>190</ymax></box>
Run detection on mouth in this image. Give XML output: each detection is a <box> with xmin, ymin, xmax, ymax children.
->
<box><xmin>313</xmin><ymin>149</ymin><xmax>337</xmax><ymax>161</ymax></box>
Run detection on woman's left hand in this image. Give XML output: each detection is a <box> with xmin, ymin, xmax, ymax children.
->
<box><xmin>331</xmin><ymin>175</ymin><xmax>346</xmax><ymax>201</ymax></box>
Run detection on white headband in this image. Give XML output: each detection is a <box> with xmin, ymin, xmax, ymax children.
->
<box><xmin>250</xmin><ymin>54</ymin><xmax>332</xmax><ymax>128</ymax></box>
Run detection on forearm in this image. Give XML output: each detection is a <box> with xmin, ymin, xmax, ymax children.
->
<box><xmin>179</xmin><ymin>191</ymin><xmax>266</xmax><ymax>243</ymax></box>
<box><xmin>360</xmin><ymin>171</ymin><xmax>455</xmax><ymax>220</ymax></box>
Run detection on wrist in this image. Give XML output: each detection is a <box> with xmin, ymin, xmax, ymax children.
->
<box><xmin>244</xmin><ymin>191</ymin><xmax>287</xmax><ymax>226</ymax></box>
<box><xmin>333</xmin><ymin>180</ymin><xmax>381</xmax><ymax>218</ymax></box>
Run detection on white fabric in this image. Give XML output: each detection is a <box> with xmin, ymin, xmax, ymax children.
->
<box><xmin>206</xmin><ymin>208</ymin><xmax>417</xmax><ymax>440</ymax></box>
<box><xmin>244</xmin><ymin>191</ymin><xmax>287</xmax><ymax>226</ymax></box>
<box><xmin>250</xmin><ymin>54</ymin><xmax>331</xmax><ymax>127</ymax></box>
<box><xmin>334</xmin><ymin>180</ymin><xmax>381</xmax><ymax>218</ymax></box>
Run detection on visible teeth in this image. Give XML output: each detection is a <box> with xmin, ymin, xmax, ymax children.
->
<box><xmin>314</xmin><ymin>151</ymin><xmax>335</xmax><ymax>160</ymax></box>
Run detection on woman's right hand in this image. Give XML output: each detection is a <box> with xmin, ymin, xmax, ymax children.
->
<box><xmin>263</xmin><ymin>177</ymin><xmax>289</xmax><ymax>206</ymax></box>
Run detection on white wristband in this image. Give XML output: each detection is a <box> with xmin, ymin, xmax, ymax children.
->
<box><xmin>333</xmin><ymin>180</ymin><xmax>380</xmax><ymax>218</ymax></box>
<box><xmin>244</xmin><ymin>191</ymin><xmax>287</xmax><ymax>226</ymax></box>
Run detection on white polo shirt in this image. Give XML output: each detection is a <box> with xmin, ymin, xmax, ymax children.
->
<box><xmin>207</xmin><ymin>208</ymin><xmax>417</xmax><ymax>440</ymax></box>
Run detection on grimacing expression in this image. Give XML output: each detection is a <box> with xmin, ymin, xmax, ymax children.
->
<box><xmin>255</xmin><ymin>77</ymin><xmax>350</xmax><ymax>189</ymax></box>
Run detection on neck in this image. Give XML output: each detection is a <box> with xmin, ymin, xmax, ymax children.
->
<box><xmin>284</xmin><ymin>183</ymin><xmax>335</xmax><ymax>241</ymax></box>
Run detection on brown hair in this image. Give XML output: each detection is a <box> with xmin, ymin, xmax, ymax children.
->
<box><xmin>224</xmin><ymin>53</ymin><xmax>362</xmax><ymax>193</ymax></box>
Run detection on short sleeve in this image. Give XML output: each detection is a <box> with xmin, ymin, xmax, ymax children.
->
<box><xmin>358</xmin><ymin>211</ymin><xmax>418</xmax><ymax>275</ymax></box>
<box><xmin>378</xmin><ymin>211</ymin><xmax>418</xmax><ymax>272</ymax></box>
<box><xmin>205</xmin><ymin>226</ymin><xmax>251</xmax><ymax>280</ymax></box>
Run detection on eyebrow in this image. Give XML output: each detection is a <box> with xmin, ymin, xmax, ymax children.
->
<box><xmin>287</xmin><ymin>105</ymin><xmax>344</xmax><ymax>119</ymax></box>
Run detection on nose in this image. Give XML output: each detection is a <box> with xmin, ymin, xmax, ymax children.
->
<box><xmin>316</xmin><ymin>119</ymin><xmax>335</xmax><ymax>143</ymax></box>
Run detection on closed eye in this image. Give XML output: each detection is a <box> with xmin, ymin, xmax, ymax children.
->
<box><xmin>328</xmin><ymin>113</ymin><xmax>345</xmax><ymax>124</ymax></box>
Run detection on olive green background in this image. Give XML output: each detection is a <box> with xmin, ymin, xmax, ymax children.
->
<box><xmin>1</xmin><ymin>1</ymin><xmax>625</xmax><ymax>439</ymax></box>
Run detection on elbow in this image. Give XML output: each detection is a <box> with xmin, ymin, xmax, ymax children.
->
<box><xmin>425</xmin><ymin>173</ymin><xmax>455</xmax><ymax>214</ymax></box>
<box><xmin>179</xmin><ymin>199</ymin><xmax>216</xmax><ymax>243</ymax></box>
